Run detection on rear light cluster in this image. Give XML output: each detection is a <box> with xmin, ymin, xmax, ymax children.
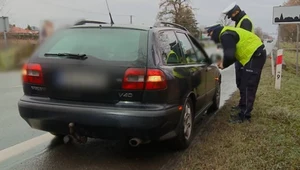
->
<box><xmin>122</xmin><ymin>68</ymin><xmax>167</xmax><ymax>90</ymax></box>
<box><xmin>22</xmin><ymin>63</ymin><xmax>44</xmax><ymax>85</ymax></box>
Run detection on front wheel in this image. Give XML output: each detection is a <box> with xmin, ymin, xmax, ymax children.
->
<box><xmin>171</xmin><ymin>98</ymin><xmax>194</xmax><ymax>150</ymax></box>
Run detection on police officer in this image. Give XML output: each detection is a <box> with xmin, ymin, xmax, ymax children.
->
<box><xmin>166</xmin><ymin>41</ymin><xmax>181</xmax><ymax>64</ymax></box>
<box><xmin>222</xmin><ymin>2</ymin><xmax>254</xmax><ymax>112</ymax></box>
<box><xmin>206</xmin><ymin>24</ymin><xmax>266</xmax><ymax>123</ymax></box>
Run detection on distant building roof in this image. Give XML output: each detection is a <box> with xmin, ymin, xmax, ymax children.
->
<box><xmin>8</xmin><ymin>26</ymin><xmax>38</xmax><ymax>34</ymax></box>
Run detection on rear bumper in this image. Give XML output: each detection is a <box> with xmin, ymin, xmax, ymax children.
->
<box><xmin>18</xmin><ymin>95</ymin><xmax>182</xmax><ymax>141</ymax></box>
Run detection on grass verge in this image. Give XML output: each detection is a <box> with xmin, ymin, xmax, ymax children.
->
<box><xmin>174</xmin><ymin>57</ymin><xmax>300</xmax><ymax>169</ymax></box>
<box><xmin>0</xmin><ymin>41</ymin><xmax>38</xmax><ymax>71</ymax></box>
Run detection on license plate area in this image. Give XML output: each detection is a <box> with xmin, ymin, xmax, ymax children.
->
<box><xmin>54</xmin><ymin>69</ymin><xmax>109</xmax><ymax>91</ymax></box>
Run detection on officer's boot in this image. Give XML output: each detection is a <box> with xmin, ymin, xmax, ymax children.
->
<box><xmin>228</xmin><ymin>114</ymin><xmax>243</xmax><ymax>124</ymax></box>
<box><xmin>228</xmin><ymin>114</ymin><xmax>250</xmax><ymax>124</ymax></box>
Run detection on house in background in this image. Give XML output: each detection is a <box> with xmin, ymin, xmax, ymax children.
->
<box><xmin>8</xmin><ymin>24</ymin><xmax>39</xmax><ymax>34</ymax></box>
<box><xmin>31</xmin><ymin>26</ymin><xmax>39</xmax><ymax>31</ymax></box>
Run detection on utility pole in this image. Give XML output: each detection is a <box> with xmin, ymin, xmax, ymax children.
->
<box><xmin>130</xmin><ymin>15</ymin><xmax>133</xmax><ymax>24</ymax></box>
<box><xmin>1</xmin><ymin>16</ymin><xmax>8</xmax><ymax>48</ymax></box>
<box><xmin>296</xmin><ymin>24</ymin><xmax>299</xmax><ymax>75</ymax></box>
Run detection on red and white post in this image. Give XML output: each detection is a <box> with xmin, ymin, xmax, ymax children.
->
<box><xmin>275</xmin><ymin>49</ymin><xmax>283</xmax><ymax>90</ymax></box>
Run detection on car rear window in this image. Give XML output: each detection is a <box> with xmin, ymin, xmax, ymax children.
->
<box><xmin>37</xmin><ymin>27</ymin><xmax>148</xmax><ymax>62</ymax></box>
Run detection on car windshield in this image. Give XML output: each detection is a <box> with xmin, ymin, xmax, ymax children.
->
<box><xmin>37</xmin><ymin>27</ymin><xmax>148</xmax><ymax>62</ymax></box>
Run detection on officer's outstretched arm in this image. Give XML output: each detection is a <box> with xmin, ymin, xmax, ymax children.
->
<box><xmin>220</xmin><ymin>33</ymin><xmax>237</xmax><ymax>68</ymax></box>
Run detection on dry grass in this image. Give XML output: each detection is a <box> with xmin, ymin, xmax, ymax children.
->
<box><xmin>283</xmin><ymin>50</ymin><xmax>300</xmax><ymax>75</ymax></box>
<box><xmin>173</xmin><ymin>57</ymin><xmax>300</xmax><ymax>169</ymax></box>
<box><xmin>0</xmin><ymin>39</ymin><xmax>38</xmax><ymax>70</ymax></box>
<box><xmin>0</xmin><ymin>39</ymin><xmax>37</xmax><ymax>49</ymax></box>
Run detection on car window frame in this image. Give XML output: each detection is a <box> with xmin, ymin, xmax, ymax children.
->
<box><xmin>155</xmin><ymin>29</ymin><xmax>188</xmax><ymax>66</ymax></box>
<box><xmin>187</xmin><ymin>33</ymin><xmax>211</xmax><ymax>65</ymax></box>
<box><xmin>175</xmin><ymin>31</ymin><xmax>202</xmax><ymax>65</ymax></box>
<box><xmin>187</xmin><ymin>34</ymin><xmax>208</xmax><ymax>65</ymax></box>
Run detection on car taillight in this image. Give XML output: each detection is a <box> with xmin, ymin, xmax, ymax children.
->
<box><xmin>22</xmin><ymin>63</ymin><xmax>44</xmax><ymax>85</ymax></box>
<box><xmin>122</xmin><ymin>68</ymin><xmax>145</xmax><ymax>90</ymax></box>
<box><xmin>122</xmin><ymin>68</ymin><xmax>167</xmax><ymax>90</ymax></box>
<box><xmin>145</xmin><ymin>69</ymin><xmax>167</xmax><ymax>90</ymax></box>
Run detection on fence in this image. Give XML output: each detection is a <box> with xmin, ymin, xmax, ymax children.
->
<box><xmin>271</xmin><ymin>41</ymin><xmax>299</xmax><ymax>76</ymax></box>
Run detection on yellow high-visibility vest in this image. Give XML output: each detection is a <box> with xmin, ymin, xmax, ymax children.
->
<box><xmin>236</xmin><ymin>15</ymin><xmax>254</xmax><ymax>33</ymax></box>
<box><xmin>219</xmin><ymin>26</ymin><xmax>263</xmax><ymax>66</ymax></box>
<box><xmin>167</xmin><ymin>50</ymin><xmax>179</xmax><ymax>63</ymax></box>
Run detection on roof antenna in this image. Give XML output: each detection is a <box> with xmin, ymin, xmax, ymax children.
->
<box><xmin>105</xmin><ymin>0</ymin><xmax>114</xmax><ymax>26</ymax></box>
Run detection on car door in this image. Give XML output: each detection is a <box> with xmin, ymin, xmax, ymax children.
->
<box><xmin>188</xmin><ymin>36</ymin><xmax>217</xmax><ymax>105</ymax></box>
<box><xmin>154</xmin><ymin>30</ymin><xmax>192</xmax><ymax>106</ymax></box>
<box><xmin>205</xmin><ymin>64</ymin><xmax>217</xmax><ymax>103</ymax></box>
<box><xmin>175</xmin><ymin>31</ymin><xmax>207</xmax><ymax>112</ymax></box>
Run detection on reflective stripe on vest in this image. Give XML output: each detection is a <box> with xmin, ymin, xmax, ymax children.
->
<box><xmin>236</xmin><ymin>15</ymin><xmax>254</xmax><ymax>33</ymax></box>
<box><xmin>219</xmin><ymin>26</ymin><xmax>263</xmax><ymax>66</ymax></box>
<box><xmin>167</xmin><ymin>50</ymin><xmax>179</xmax><ymax>62</ymax></box>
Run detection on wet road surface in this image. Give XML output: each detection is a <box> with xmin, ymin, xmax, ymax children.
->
<box><xmin>0</xmin><ymin>42</ymin><xmax>274</xmax><ymax>170</ymax></box>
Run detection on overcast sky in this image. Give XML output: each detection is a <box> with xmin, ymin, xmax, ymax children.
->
<box><xmin>1</xmin><ymin>0</ymin><xmax>284</xmax><ymax>35</ymax></box>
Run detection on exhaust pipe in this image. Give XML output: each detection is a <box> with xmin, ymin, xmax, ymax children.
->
<box><xmin>67</xmin><ymin>122</ymin><xmax>88</xmax><ymax>144</ymax></box>
<box><xmin>129</xmin><ymin>138</ymin><xmax>142</xmax><ymax>147</ymax></box>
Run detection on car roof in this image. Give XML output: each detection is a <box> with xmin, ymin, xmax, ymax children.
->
<box><xmin>70</xmin><ymin>22</ymin><xmax>188</xmax><ymax>33</ymax></box>
<box><xmin>72</xmin><ymin>24</ymin><xmax>152</xmax><ymax>31</ymax></box>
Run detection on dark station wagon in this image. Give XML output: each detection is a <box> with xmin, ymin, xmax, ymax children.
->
<box><xmin>18</xmin><ymin>20</ymin><xmax>221</xmax><ymax>150</ymax></box>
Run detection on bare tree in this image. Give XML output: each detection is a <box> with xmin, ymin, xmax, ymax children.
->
<box><xmin>157</xmin><ymin>0</ymin><xmax>199</xmax><ymax>37</ymax></box>
<box><xmin>280</xmin><ymin>0</ymin><xmax>300</xmax><ymax>42</ymax></box>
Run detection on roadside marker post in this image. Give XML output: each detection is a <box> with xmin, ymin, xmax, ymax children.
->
<box><xmin>275</xmin><ymin>49</ymin><xmax>283</xmax><ymax>90</ymax></box>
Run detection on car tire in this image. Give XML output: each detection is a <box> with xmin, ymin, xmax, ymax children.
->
<box><xmin>171</xmin><ymin>98</ymin><xmax>194</xmax><ymax>150</ymax></box>
<box><xmin>208</xmin><ymin>80</ymin><xmax>221</xmax><ymax>114</ymax></box>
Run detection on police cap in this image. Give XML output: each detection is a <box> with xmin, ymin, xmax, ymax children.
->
<box><xmin>205</xmin><ymin>23</ymin><xmax>222</xmax><ymax>34</ymax></box>
<box><xmin>222</xmin><ymin>2</ymin><xmax>241</xmax><ymax>19</ymax></box>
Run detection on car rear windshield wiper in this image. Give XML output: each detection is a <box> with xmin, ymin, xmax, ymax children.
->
<box><xmin>44</xmin><ymin>53</ymin><xmax>88</xmax><ymax>60</ymax></box>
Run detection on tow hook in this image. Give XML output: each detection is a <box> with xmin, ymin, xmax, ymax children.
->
<box><xmin>63</xmin><ymin>122</ymin><xmax>88</xmax><ymax>144</ymax></box>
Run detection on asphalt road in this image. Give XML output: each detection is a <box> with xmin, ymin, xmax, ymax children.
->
<box><xmin>0</xmin><ymin>71</ymin><xmax>45</xmax><ymax>151</ymax></box>
<box><xmin>0</xmin><ymin>42</ymin><xmax>274</xmax><ymax>170</ymax></box>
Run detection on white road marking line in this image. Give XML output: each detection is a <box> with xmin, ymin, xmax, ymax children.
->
<box><xmin>0</xmin><ymin>133</ymin><xmax>54</xmax><ymax>163</ymax></box>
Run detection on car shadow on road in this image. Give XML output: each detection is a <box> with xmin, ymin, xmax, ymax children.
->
<box><xmin>36</xmin><ymin>113</ymin><xmax>216</xmax><ymax>170</ymax></box>
<box><xmin>44</xmin><ymin>137</ymin><xmax>178</xmax><ymax>170</ymax></box>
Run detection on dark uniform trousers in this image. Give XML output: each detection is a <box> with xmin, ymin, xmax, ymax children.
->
<box><xmin>235</xmin><ymin>61</ymin><xmax>242</xmax><ymax>107</ymax></box>
<box><xmin>239</xmin><ymin>47</ymin><xmax>267</xmax><ymax>119</ymax></box>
